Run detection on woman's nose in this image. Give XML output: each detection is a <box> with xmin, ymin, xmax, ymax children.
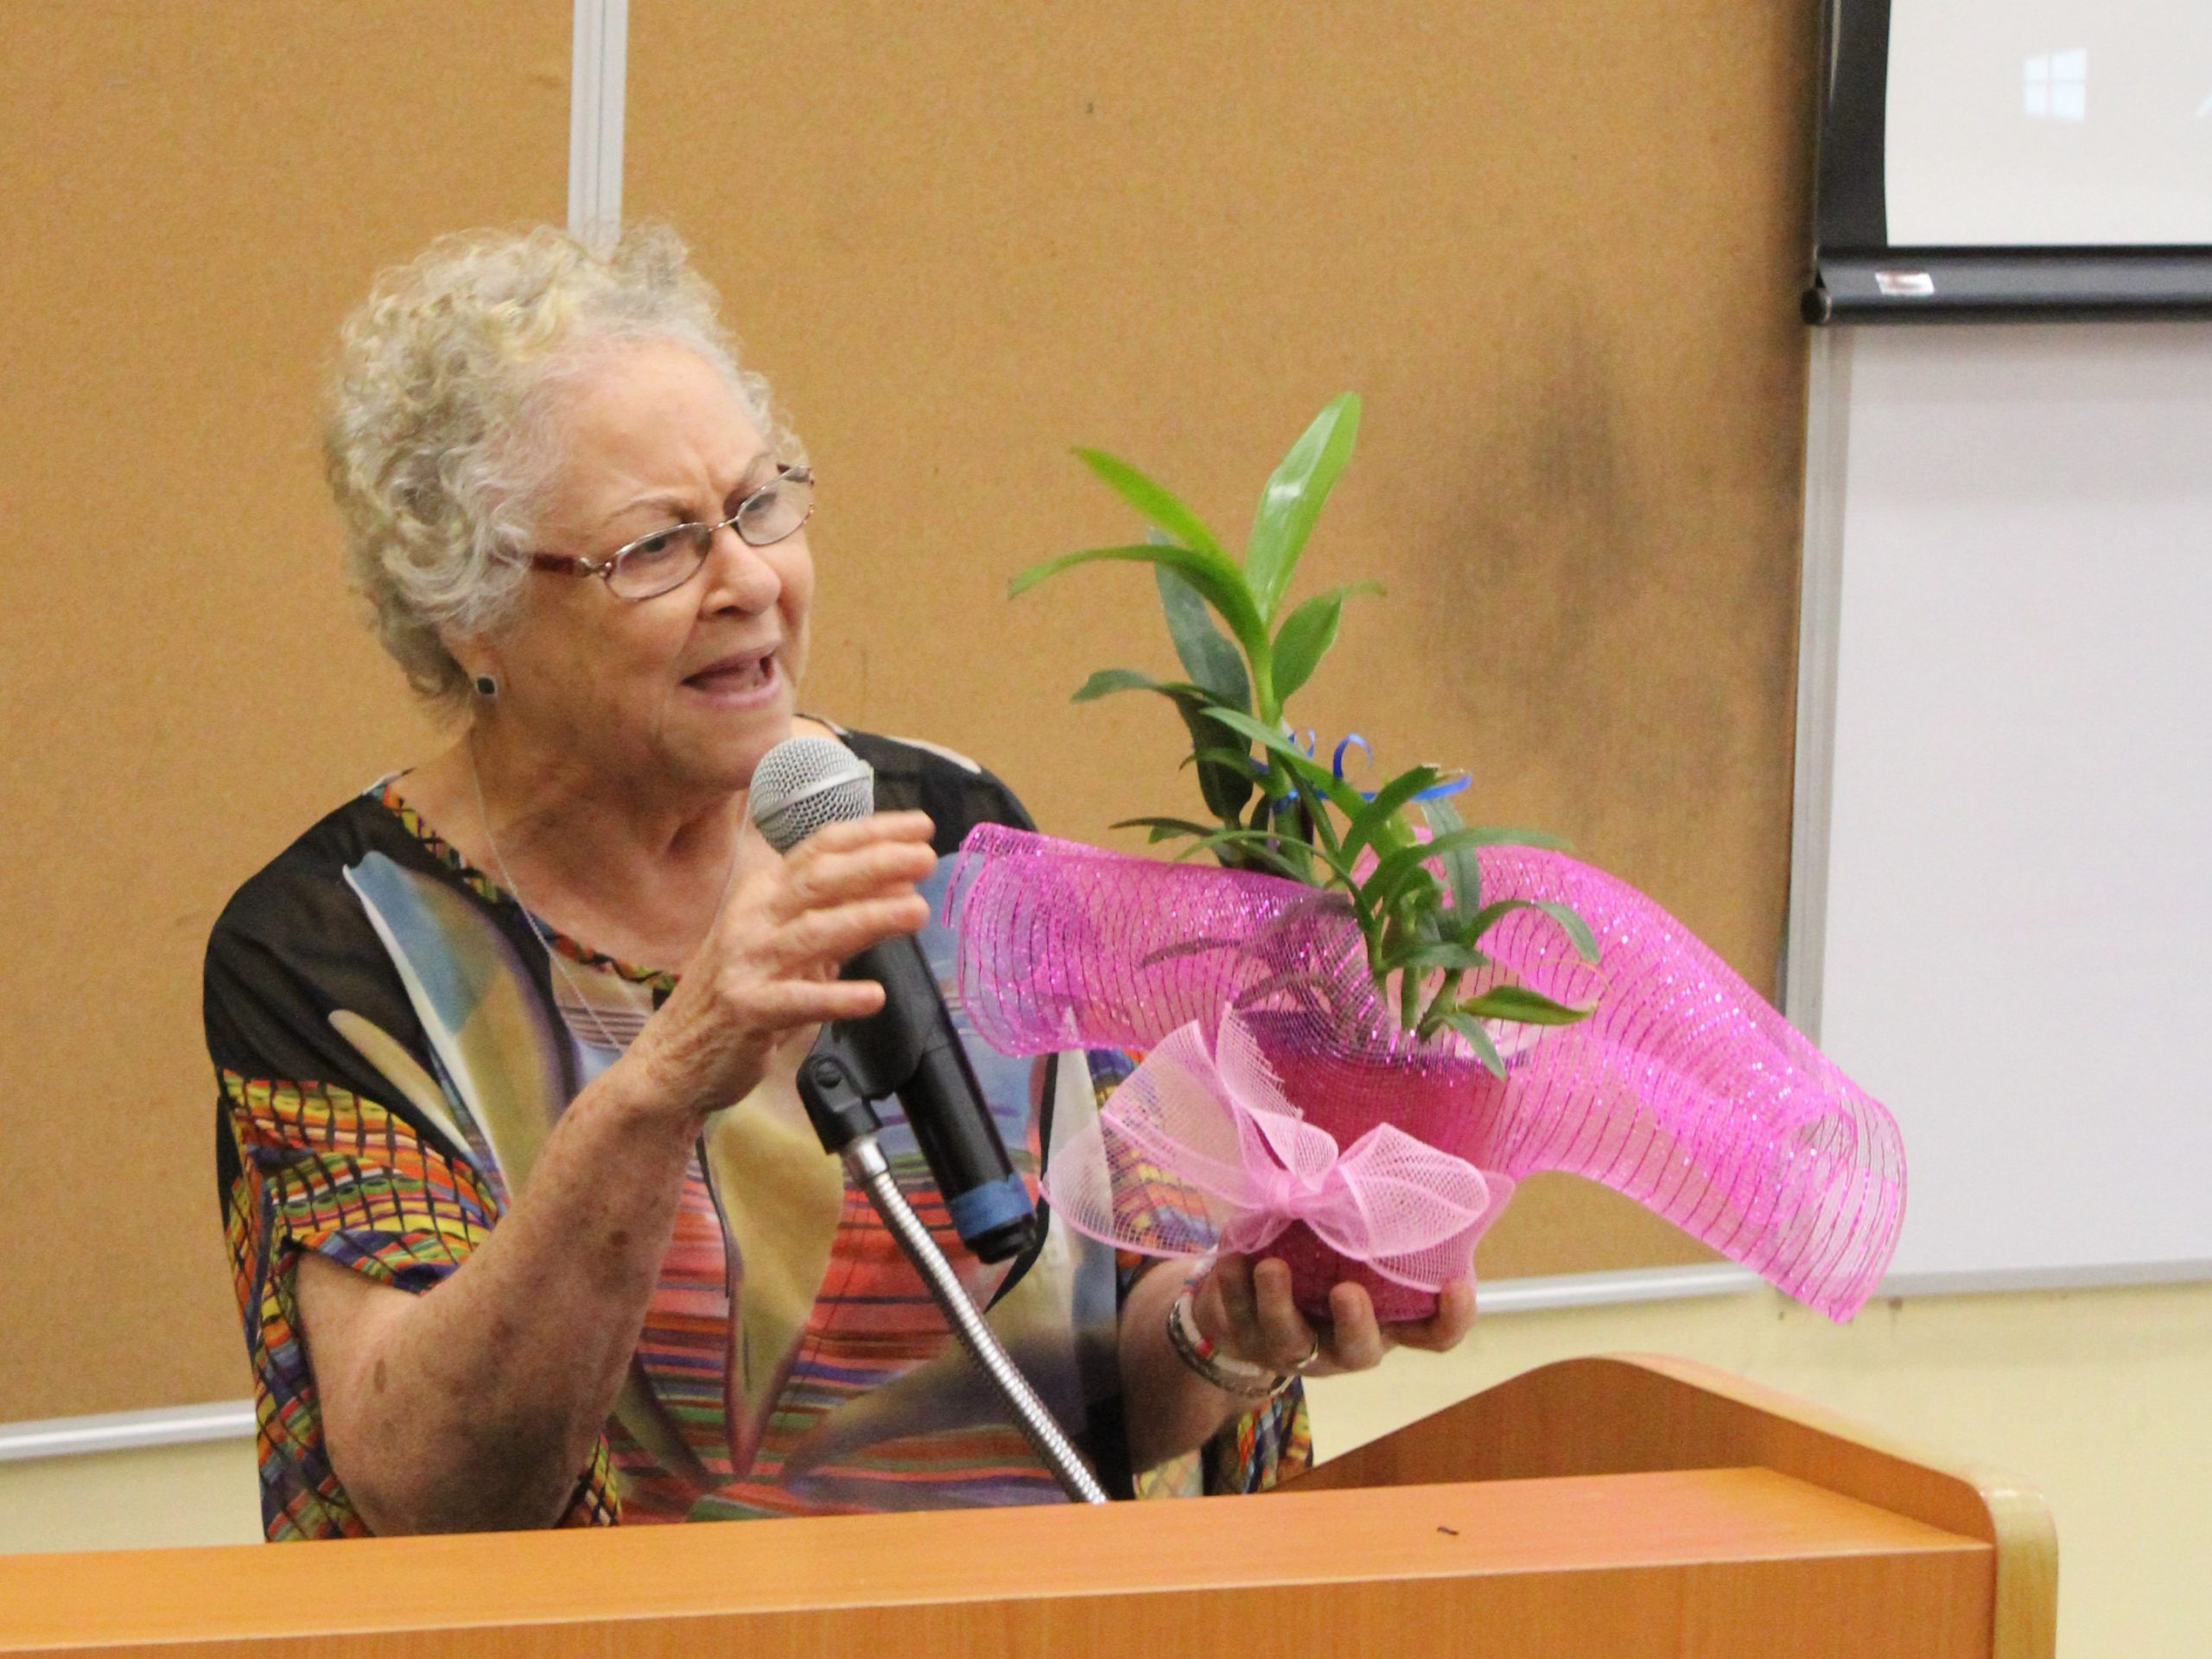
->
<box><xmin>698</xmin><ymin>523</ymin><xmax>784</xmax><ymax>613</ymax></box>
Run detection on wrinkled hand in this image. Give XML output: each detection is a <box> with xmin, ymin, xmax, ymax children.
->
<box><xmin>1193</xmin><ymin>1255</ymin><xmax>1476</xmax><ymax>1379</ymax></box>
<box><xmin>627</xmin><ymin>810</ymin><xmax>939</xmax><ymax>1121</ymax></box>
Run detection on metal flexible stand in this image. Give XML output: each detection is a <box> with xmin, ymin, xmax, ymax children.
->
<box><xmin>798</xmin><ymin>1033</ymin><xmax>1107</xmax><ymax>1506</ymax></box>
<box><xmin>841</xmin><ymin>1135</ymin><xmax>1107</xmax><ymax>1505</ymax></box>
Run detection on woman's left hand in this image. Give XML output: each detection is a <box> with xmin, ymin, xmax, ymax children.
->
<box><xmin>1193</xmin><ymin>1254</ymin><xmax>1476</xmax><ymax>1379</ymax></box>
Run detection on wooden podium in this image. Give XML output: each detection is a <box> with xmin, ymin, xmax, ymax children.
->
<box><xmin>0</xmin><ymin>1355</ymin><xmax>2054</xmax><ymax>1659</ymax></box>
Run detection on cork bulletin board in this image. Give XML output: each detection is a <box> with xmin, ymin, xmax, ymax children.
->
<box><xmin>0</xmin><ymin>2</ymin><xmax>569</xmax><ymax>1423</ymax></box>
<box><xmin>0</xmin><ymin>0</ymin><xmax>1816</xmax><ymax>1425</ymax></box>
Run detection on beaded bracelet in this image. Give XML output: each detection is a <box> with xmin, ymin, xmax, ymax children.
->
<box><xmin>1165</xmin><ymin>1278</ymin><xmax>1298</xmax><ymax>1399</ymax></box>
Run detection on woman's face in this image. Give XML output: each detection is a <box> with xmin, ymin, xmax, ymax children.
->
<box><xmin>474</xmin><ymin>338</ymin><xmax>814</xmax><ymax>801</ymax></box>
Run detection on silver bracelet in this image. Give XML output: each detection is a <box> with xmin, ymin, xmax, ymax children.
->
<box><xmin>1164</xmin><ymin>1280</ymin><xmax>1295</xmax><ymax>1399</ymax></box>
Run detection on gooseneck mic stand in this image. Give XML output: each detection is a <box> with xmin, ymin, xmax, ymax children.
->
<box><xmin>797</xmin><ymin>1038</ymin><xmax>1109</xmax><ymax>1505</ymax></box>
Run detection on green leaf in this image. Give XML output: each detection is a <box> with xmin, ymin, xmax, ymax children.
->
<box><xmin>1110</xmin><ymin>816</ymin><xmax>1220</xmax><ymax>843</ymax></box>
<box><xmin>1420</xmin><ymin>796</ymin><xmax>1480</xmax><ymax>918</ymax></box>
<box><xmin>1173</xmin><ymin>830</ymin><xmax>1313</xmax><ymax>882</ymax></box>
<box><xmin>1171</xmin><ymin>701</ymin><xmax>1257</xmax><ymax>825</ymax></box>
<box><xmin>1071</xmin><ymin>667</ymin><xmax>1202</xmax><ymax>702</ymax></box>
<box><xmin>1245</xmin><ymin>392</ymin><xmax>1362</xmax><ymax>622</ymax></box>
<box><xmin>1373</xmin><ymin>939</ymin><xmax>1490</xmax><ymax>975</ymax></box>
<box><xmin>1062</xmin><ymin>671</ymin><xmax>1256</xmax><ymax>824</ymax></box>
<box><xmin>1368</xmin><ymin>827</ymin><xmax>1537</xmax><ymax>913</ymax></box>
<box><xmin>1464</xmin><ymin>898</ymin><xmax>1600</xmax><ymax>965</ymax></box>
<box><xmin>1455</xmin><ymin>984</ymin><xmax>1596</xmax><ymax>1026</ymax></box>
<box><xmin>1271</xmin><ymin>580</ymin><xmax>1383</xmax><ymax>703</ymax></box>
<box><xmin>1139</xmin><ymin>936</ymin><xmax>1244</xmax><ymax>968</ymax></box>
<box><xmin>1010</xmin><ymin>542</ymin><xmax>1267</xmax><ymax>664</ymax></box>
<box><xmin>1339</xmin><ymin>765</ymin><xmax>1441</xmax><ymax>868</ymax></box>
<box><xmin>1065</xmin><ymin>665</ymin><xmax>1255</xmax><ymax>825</ymax></box>
<box><xmin>1073</xmin><ymin>448</ymin><xmax>1230</xmax><ymax>563</ymax></box>
<box><xmin>1154</xmin><ymin>556</ymin><xmax>1251</xmax><ymax>714</ymax></box>
<box><xmin>1418</xmin><ymin>968</ymin><xmax>1472</xmax><ymax>1031</ymax></box>
<box><xmin>1174</xmin><ymin>826</ymin><xmax>1358</xmax><ymax>887</ymax></box>
<box><xmin>1534</xmin><ymin>899</ymin><xmax>1601</xmax><ymax>964</ymax></box>
<box><xmin>1370</xmin><ymin>824</ymin><xmax>1575</xmax><ymax>913</ymax></box>
<box><xmin>1183</xmin><ymin>744</ymin><xmax>1264</xmax><ymax>776</ymax></box>
<box><xmin>1287</xmin><ymin>772</ymin><xmax>1346</xmax><ymax>861</ymax></box>
<box><xmin>1432</xmin><ymin>1011</ymin><xmax>1508</xmax><ymax>1078</ymax></box>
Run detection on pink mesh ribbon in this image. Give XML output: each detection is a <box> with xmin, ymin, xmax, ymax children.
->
<box><xmin>1044</xmin><ymin>1009</ymin><xmax>1517</xmax><ymax>1291</ymax></box>
<box><xmin>953</xmin><ymin>827</ymin><xmax>1904</xmax><ymax>1322</ymax></box>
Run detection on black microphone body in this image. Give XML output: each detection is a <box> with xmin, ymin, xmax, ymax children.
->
<box><xmin>751</xmin><ymin>734</ymin><xmax>1039</xmax><ymax>1264</ymax></box>
<box><xmin>821</xmin><ymin>935</ymin><xmax>1038</xmax><ymax>1263</ymax></box>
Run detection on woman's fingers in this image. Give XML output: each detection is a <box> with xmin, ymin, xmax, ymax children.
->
<box><xmin>1201</xmin><ymin>1255</ymin><xmax>1325</xmax><ymax>1375</ymax></box>
<box><xmin>1206</xmin><ymin>1253</ymin><xmax>1259</xmax><ymax>1341</ymax></box>
<box><xmin>763</xmin><ymin>891</ymin><xmax>931</xmax><ymax>973</ymax></box>
<box><xmin>1189</xmin><ymin>1258</ymin><xmax>1476</xmax><ymax>1384</ymax></box>
<box><xmin>1249</xmin><ymin>1258</ymin><xmax>1319</xmax><ymax>1370</ymax></box>
<box><xmin>1324</xmin><ymin>1281</ymin><xmax>1389</xmax><ymax>1371</ymax></box>
<box><xmin>1380</xmin><ymin>1278</ymin><xmax>1478</xmax><ymax>1351</ymax></box>
<box><xmin>799</xmin><ymin>809</ymin><xmax>937</xmax><ymax>850</ymax></box>
<box><xmin>752</xmin><ymin>974</ymin><xmax>887</xmax><ymax>1027</ymax></box>
<box><xmin>778</xmin><ymin>810</ymin><xmax>936</xmax><ymax>876</ymax></box>
<box><xmin>774</xmin><ymin>824</ymin><xmax>938</xmax><ymax>915</ymax></box>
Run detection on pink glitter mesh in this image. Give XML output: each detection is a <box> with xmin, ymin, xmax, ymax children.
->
<box><xmin>953</xmin><ymin>827</ymin><xmax>1904</xmax><ymax>1323</ymax></box>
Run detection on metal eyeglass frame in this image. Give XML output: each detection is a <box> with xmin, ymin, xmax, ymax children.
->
<box><xmin>524</xmin><ymin>464</ymin><xmax>816</xmax><ymax>600</ymax></box>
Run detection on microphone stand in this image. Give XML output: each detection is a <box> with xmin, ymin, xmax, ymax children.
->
<box><xmin>798</xmin><ymin>1046</ymin><xmax>1109</xmax><ymax>1506</ymax></box>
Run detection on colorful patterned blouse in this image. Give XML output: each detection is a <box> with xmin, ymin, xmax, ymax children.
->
<box><xmin>207</xmin><ymin>728</ymin><xmax>1307</xmax><ymax>1540</ymax></box>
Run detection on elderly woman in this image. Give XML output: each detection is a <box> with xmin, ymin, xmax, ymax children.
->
<box><xmin>207</xmin><ymin>226</ymin><xmax>1474</xmax><ymax>1540</ymax></box>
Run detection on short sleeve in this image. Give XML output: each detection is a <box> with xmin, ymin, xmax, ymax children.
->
<box><xmin>207</xmin><ymin>833</ymin><xmax>616</xmax><ymax>1539</ymax></box>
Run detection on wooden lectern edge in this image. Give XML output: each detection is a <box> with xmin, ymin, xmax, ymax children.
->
<box><xmin>1597</xmin><ymin>1353</ymin><xmax>2057</xmax><ymax>1659</ymax></box>
<box><xmin>1287</xmin><ymin>1351</ymin><xmax>2056</xmax><ymax>1659</ymax></box>
<box><xmin>0</xmin><ymin>1469</ymin><xmax>1987</xmax><ymax>1656</ymax></box>
<box><xmin>0</xmin><ymin>1356</ymin><xmax>2051</xmax><ymax>1659</ymax></box>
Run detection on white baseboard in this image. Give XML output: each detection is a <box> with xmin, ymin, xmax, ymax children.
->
<box><xmin>0</xmin><ymin>1401</ymin><xmax>254</xmax><ymax>1465</ymax></box>
<box><xmin>1476</xmin><ymin>1262</ymin><xmax>1765</xmax><ymax>1313</ymax></box>
<box><xmin>1878</xmin><ymin>1259</ymin><xmax>2212</xmax><ymax>1298</ymax></box>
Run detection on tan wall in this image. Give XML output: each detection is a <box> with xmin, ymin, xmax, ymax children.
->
<box><xmin>0</xmin><ymin>3</ymin><xmax>565</xmax><ymax>1426</ymax></box>
<box><xmin>5</xmin><ymin>1283</ymin><xmax>2205</xmax><ymax>1656</ymax></box>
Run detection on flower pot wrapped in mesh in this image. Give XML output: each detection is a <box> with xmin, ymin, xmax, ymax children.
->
<box><xmin>953</xmin><ymin>826</ymin><xmax>1904</xmax><ymax>1324</ymax></box>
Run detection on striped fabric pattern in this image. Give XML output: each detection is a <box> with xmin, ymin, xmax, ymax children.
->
<box><xmin>219</xmin><ymin>1072</ymin><xmax>615</xmax><ymax>1536</ymax></box>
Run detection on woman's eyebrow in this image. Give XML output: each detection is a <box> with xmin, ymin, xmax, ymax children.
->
<box><xmin>606</xmin><ymin>456</ymin><xmax>775</xmax><ymax>528</ymax></box>
<box><xmin>604</xmin><ymin>491</ymin><xmax>697</xmax><ymax>531</ymax></box>
<box><xmin>726</xmin><ymin>454</ymin><xmax>778</xmax><ymax>498</ymax></box>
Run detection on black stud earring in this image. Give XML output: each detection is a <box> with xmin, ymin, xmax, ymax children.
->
<box><xmin>473</xmin><ymin>674</ymin><xmax>499</xmax><ymax>698</ymax></box>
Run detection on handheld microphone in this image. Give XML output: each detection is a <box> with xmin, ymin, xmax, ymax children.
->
<box><xmin>749</xmin><ymin>735</ymin><xmax>1039</xmax><ymax>1263</ymax></box>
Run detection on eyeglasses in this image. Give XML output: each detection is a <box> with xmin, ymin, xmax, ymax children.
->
<box><xmin>524</xmin><ymin>465</ymin><xmax>816</xmax><ymax>601</ymax></box>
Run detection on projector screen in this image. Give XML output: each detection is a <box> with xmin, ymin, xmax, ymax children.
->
<box><xmin>1885</xmin><ymin>2</ymin><xmax>2212</xmax><ymax>247</ymax></box>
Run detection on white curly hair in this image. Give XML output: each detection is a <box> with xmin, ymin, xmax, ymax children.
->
<box><xmin>323</xmin><ymin>224</ymin><xmax>801</xmax><ymax>709</ymax></box>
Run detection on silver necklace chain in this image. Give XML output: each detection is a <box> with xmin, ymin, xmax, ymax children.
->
<box><xmin>465</xmin><ymin>740</ymin><xmax>646</xmax><ymax>1058</ymax></box>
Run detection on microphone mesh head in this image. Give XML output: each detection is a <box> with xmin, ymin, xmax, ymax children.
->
<box><xmin>749</xmin><ymin>735</ymin><xmax>877</xmax><ymax>851</ymax></box>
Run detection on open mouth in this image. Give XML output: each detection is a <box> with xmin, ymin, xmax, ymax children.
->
<box><xmin>683</xmin><ymin>651</ymin><xmax>779</xmax><ymax>699</ymax></box>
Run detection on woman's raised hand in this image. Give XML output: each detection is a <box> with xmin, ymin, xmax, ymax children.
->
<box><xmin>626</xmin><ymin>810</ymin><xmax>940</xmax><ymax>1122</ymax></box>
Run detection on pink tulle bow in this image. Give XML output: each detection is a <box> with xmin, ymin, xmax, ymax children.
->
<box><xmin>1041</xmin><ymin>1011</ymin><xmax>1514</xmax><ymax>1289</ymax></box>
